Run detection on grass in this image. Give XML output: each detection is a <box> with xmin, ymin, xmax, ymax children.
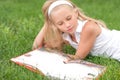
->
<box><xmin>0</xmin><ymin>0</ymin><xmax>120</xmax><ymax>80</ymax></box>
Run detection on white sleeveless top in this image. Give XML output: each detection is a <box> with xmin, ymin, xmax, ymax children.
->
<box><xmin>63</xmin><ymin>20</ymin><xmax>120</xmax><ymax>61</ymax></box>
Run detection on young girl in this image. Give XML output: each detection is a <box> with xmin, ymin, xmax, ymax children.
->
<box><xmin>32</xmin><ymin>0</ymin><xmax>120</xmax><ymax>61</ymax></box>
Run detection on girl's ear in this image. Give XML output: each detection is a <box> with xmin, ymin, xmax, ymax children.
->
<box><xmin>74</xmin><ymin>8</ymin><xmax>79</xmax><ymax>18</ymax></box>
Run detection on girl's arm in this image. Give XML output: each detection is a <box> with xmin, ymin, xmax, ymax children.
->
<box><xmin>75</xmin><ymin>21</ymin><xmax>101</xmax><ymax>59</ymax></box>
<box><xmin>32</xmin><ymin>24</ymin><xmax>46</xmax><ymax>50</ymax></box>
<box><xmin>68</xmin><ymin>21</ymin><xmax>101</xmax><ymax>60</ymax></box>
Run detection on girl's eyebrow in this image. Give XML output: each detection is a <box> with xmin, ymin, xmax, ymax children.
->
<box><xmin>66</xmin><ymin>15</ymin><xmax>71</xmax><ymax>18</ymax></box>
<box><xmin>55</xmin><ymin>14</ymin><xmax>72</xmax><ymax>24</ymax></box>
<box><xmin>56</xmin><ymin>21</ymin><xmax>63</xmax><ymax>25</ymax></box>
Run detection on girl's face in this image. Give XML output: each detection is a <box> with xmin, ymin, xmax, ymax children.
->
<box><xmin>50</xmin><ymin>5</ymin><xmax>78</xmax><ymax>35</ymax></box>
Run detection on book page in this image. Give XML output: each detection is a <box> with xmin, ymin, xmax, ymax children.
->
<box><xmin>11</xmin><ymin>48</ymin><xmax>106</xmax><ymax>80</ymax></box>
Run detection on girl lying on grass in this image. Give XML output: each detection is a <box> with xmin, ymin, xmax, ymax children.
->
<box><xmin>32</xmin><ymin>0</ymin><xmax>120</xmax><ymax>62</ymax></box>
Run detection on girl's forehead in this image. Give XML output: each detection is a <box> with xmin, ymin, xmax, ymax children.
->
<box><xmin>49</xmin><ymin>5</ymin><xmax>74</xmax><ymax>22</ymax></box>
<box><xmin>50</xmin><ymin>6</ymin><xmax>74</xmax><ymax>23</ymax></box>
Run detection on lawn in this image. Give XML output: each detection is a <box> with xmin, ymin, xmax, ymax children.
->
<box><xmin>0</xmin><ymin>0</ymin><xmax>120</xmax><ymax>80</ymax></box>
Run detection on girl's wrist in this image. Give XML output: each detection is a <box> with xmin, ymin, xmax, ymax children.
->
<box><xmin>73</xmin><ymin>55</ymin><xmax>81</xmax><ymax>60</ymax></box>
<box><xmin>67</xmin><ymin>54</ymin><xmax>80</xmax><ymax>60</ymax></box>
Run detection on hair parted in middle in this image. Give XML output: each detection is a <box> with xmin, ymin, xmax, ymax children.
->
<box><xmin>41</xmin><ymin>0</ymin><xmax>107</xmax><ymax>50</ymax></box>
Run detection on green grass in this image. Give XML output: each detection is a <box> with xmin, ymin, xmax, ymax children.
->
<box><xmin>0</xmin><ymin>0</ymin><xmax>120</xmax><ymax>80</ymax></box>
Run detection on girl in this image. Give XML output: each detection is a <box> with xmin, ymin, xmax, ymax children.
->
<box><xmin>32</xmin><ymin>0</ymin><xmax>120</xmax><ymax>61</ymax></box>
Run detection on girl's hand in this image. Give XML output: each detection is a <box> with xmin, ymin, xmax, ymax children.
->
<box><xmin>64</xmin><ymin>54</ymin><xmax>80</xmax><ymax>63</ymax></box>
<box><xmin>32</xmin><ymin>41</ymin><xmax>42</xmax><ymax>50</ymax></box>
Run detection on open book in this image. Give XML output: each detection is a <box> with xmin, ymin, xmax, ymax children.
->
<box><xmin>11</xmin><ymin>48</ymin><xmax>106</xmax><ymax>80</ymax></box>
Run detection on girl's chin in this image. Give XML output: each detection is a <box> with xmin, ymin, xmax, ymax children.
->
<box><xmin>67</xmin><ymin>32</ymin><xmax>74</xmax><ymax>35</ymax></box>
<box><xmin>63</xmin><ymin>30</ymin><xmax>75</xmax><ymax>34</ymax></box>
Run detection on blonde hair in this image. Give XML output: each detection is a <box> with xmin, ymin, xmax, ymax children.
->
<box><xmin>42</xmin><ymin>0</ymin><xmax>107</xmax><ymax>50</ymax></box>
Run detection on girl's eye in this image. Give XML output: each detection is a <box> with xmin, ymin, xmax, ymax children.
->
<box><xmin>58</xmin><ymin>22</ymin><xmax>63</xmax><ymax>25</ymax></box>
<box><xmin>67</xmin><ymin>16</ymin><xmax>71</xmax><ymax>21</ymax></box>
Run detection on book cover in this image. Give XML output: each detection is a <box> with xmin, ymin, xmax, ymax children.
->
<box><xmin>10</xmin><ymin>48</ymin><xmax>106</xmax><ymax>80</ymax></box>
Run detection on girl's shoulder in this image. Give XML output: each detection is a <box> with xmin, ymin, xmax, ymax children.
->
<box><xmin>82</xmin><ymin>20</ymin><xmax>101</xmax><ymax>37</ymax></box>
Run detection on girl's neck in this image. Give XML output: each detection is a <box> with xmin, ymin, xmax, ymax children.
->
<box><xmin>70</xmin><ymin>34</ymin><xmax>77</xmax><ymax>43</ymax></box>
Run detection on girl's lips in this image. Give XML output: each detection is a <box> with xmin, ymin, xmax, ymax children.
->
<box><xmin>67</xmin><ymin>27</ymin><xmax>73</xmax><ymax>32</ymax></box>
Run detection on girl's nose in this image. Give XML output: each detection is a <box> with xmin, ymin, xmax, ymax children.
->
<box><xmin>65</xmin><ymin>22</ymin><xmax>70</xmax><ymax>28</ymax></box>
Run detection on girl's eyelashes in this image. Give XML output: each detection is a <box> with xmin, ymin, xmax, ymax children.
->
<box><xmin>66</xmin><ymin>16</ymin><xmax>72</xmax><ymax>21</ymax></box>
<box><xmin>57</xmin><ymin>22</ymin><xmax>63</xmax><ymax>25</ymax></box>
